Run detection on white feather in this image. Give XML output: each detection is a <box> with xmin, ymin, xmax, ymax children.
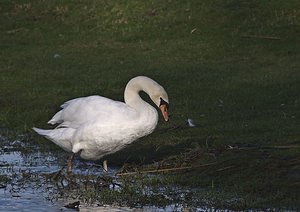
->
<box><xmin>187</xmin><ymin>118</ymin><xmax>196</xmax><ymax>127</ymax></box>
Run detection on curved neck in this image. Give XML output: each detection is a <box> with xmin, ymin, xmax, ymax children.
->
<box><xmin>124</xmin><ymin>77</ymin><xmax>158</xmax><ymax>131</ymax></box>
<box><xmin>124</xmin><ymin>76</ymin><xmax>160</xmax><ymax>135</ymax></box>
<box><xmin>124</xmin><ymin>76</ymin><xmax>159</xmax><ymax>110</ymax></box>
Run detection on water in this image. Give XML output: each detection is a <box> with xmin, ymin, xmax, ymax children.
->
<box><xmin>0</xmin><ymin>139</ymin><xmax>205</xmax><ymax>211</ymax></box>
<box><xmin>0</xmin><ymin>138</ymin><xmax>113</xmax><ymax>211</ymax></box>
<box><xmin>0</xmin><ymin>151</ymin><xmax>70</xmax><ymax>211</ymax></box>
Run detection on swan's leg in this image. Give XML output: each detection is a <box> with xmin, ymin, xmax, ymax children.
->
<box><xmin>67</xmin><ymin>153</ymin><xmax>75</xmax><ymax>175</ymax></box>
<box><xmin>103</xmin><ymin>160</ymin><xmax>108</xmax><ymax>173</ymax></box>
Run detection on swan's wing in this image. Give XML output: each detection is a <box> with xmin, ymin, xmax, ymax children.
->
<box><xmin>48</xmin><ymin>95</ymin><xmax>137</xmax><ymax>128</ymax></box>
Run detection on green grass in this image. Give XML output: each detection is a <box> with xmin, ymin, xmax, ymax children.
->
<box><xmin>1</xmin><ymin>0</ymin><xmax>300</xmax><ymax>209</ymax></box>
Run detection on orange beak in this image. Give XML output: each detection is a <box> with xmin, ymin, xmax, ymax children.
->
<box><xmin>159</xmin><ymin>104</ymin><xmax>169</xmax><ymax>122</ymax></box>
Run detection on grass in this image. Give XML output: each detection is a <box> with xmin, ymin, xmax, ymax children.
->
<box><xmin>1</xmin><ymin>0</ymin><xmax>300</xmax><ymax>209</ymax></box>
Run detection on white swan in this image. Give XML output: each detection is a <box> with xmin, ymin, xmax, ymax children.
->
<box><xmin>33</xmin><ymin>76</ymin><xmax>169</xmax><ymax>172</ymax></box>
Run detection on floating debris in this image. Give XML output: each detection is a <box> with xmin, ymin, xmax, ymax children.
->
<box><xmin>64</xmin><ymin>201</ymin><xmax>80</xmax><ymax>211</ymax></box>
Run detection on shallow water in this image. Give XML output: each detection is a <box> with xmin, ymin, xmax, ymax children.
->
<box><xmin>0</xmin><ymin>150</ymin><xmax>69</xmax><ymax>211</ymax></box>
<box><xmin>0</xmin><ymin>139</ymin><xmax>205</xmax><ymax>211</ymax></box>
<box><xmin>0</xmin><ymin>138</ymin><xmax>118</xmax><ymax>211</ymax></box>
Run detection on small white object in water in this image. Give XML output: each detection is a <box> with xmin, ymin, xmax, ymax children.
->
<box><xmin>187</xmin><ymin>118</ymin><xmax>196</xmax><ymax>127</ymax></box>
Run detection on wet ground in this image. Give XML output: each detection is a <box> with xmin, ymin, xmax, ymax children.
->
<box><xmin>0</xmin><ymin>137</ymin><xmax>205</xmax><ymax>211</ymax></box>
<box><xmin>0</xmin><ymin>138</ymin><xmax>78</xmax><ymax>211</ymax></box>
<box><xmin>2</xmin><ymin>134</ymin><xmax>299</xmax><ymax>211</ymax></box>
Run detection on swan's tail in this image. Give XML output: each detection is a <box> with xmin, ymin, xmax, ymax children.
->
<box><xmin>32</xmin><ymin>127</ymin><xmax>51</xmax><ymax>136</ymax></box>
<box><xmin>32</xmin><ymin>127</ymin><xmax>74</xmax><ymax>152</ymax></box>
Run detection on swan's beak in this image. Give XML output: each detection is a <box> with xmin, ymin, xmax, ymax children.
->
<box><xmin>159</xmin><ymin>104</ymin><xmax>169</xmax><ymax>122</ymax></box>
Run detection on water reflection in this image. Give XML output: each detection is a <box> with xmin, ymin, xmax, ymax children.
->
<box><xmin>0</xmin><ymin>150</ymin><xmax>69</xmax><ymax>211</ymax></box>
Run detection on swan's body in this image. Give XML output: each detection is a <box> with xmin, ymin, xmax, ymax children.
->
<box><xmin>33</xmin><ymin>76</ymin><xmax>169</xmax><ymax>161</ymax></box>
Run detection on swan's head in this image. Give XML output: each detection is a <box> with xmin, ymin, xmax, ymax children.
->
<box><xmin>150</xmin><ymin>86</ymin><xmax>169</xmax><ymax>122</ymax></box>
<box><xmin>159</xmin><ymin>96</ymin><xmax>169</xmax><ymax>122</ymax></box>
<box><xmin>125</xmin><ymin>76</ymin><xmax>170</xmax><ymax>122</ymax></box>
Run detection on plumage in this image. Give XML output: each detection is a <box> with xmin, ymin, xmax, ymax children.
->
<box><xmin>33</xmin><ymin>76</ymin><xmax>169</xmax><ymax>162</ymax></box>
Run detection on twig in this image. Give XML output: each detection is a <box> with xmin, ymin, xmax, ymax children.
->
<box><xmin>227</xmin><ymin>144</ymin><xmax>300</xmax><ymax>150</ymax></box>
<box><xmin>116</xmin><ymin>162</ymin><xmax>216</xmax><ymax>176</ymax></box>
<box><xmin>6</xmin><ymin>28</ymin><xmax>29</xmax><ymax>34</ymax></box>
<box><xmin>266</xmin><ymin>145</ymin><xmax>300</xmax><ymax>149</ymax></box>
<box><xmin>241</xmin><ymin>34</ymin><xmax>281</xmax><ymax>40</ymax></box>
<box><xmin>217</xmin><ymin>165</ymin><xmax>235</xmax><ymax>172</ymax></box>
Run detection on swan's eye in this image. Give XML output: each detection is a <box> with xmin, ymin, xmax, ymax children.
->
<box><xmin>159</xmin><ymin>97</ymin><xmax>169</xmax><ymax>109</ymax></box>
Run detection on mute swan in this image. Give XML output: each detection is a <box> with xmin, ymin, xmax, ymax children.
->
<box><xmin>33</xmin><ymin>76</ymin><xmax>169</xmax><ymax>173</ymax></box>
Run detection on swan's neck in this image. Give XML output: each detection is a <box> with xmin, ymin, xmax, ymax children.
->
<box><xmin>124</xmin><ymin>76</ymin><xmax>158</xmax><ymax>122</ymax></box>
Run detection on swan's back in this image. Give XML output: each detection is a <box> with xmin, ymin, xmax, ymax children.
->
<box><xmin>49</xmin><ymin>96</ymin><xmax>138</xmax><ymax>128</ymax></box>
